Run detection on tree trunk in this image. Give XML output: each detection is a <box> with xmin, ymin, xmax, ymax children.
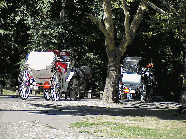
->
<box><xmin>103</xmin><ymin>50</ymin><xmax>121</xmax><ymax>103</ymax></box>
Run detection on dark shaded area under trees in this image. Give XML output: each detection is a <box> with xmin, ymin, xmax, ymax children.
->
<box><xmin>0</xmin><ymin>0</ymin><xmax>185</xmax><ymax>102</ymax></box>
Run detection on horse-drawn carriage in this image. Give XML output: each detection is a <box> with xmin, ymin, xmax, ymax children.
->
<box><xmin>19</xmin><ymin>50</ymin><xmax>92</xmax><ymax>101</ymax></box>
<box><xmin>119</xmin><ymin>57</ymin><xmax>156</xmax><ymax>102</ymax></box>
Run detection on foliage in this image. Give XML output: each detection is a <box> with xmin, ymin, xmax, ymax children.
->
<box><xmin>148</xmin><ymin>0</ymin><xmax>185</xmax><ymax>41</ymax></box>
<box><xmin>0</xmin><ymin>0</ymin><xmax>52</xmax><ymax>85</ymax></box>
<box><xmin>0</xmin><ymin>0</ymin><xmax>108</xmax><ymax>89</ymax></box>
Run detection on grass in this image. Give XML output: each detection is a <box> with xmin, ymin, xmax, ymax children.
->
<box><xmin>70</xmin><ymin>115</ymin><xmax>186</xmax><ymax>139</ymax></box>
<box><xmin>1</xmin><ymin>89</ymin><xmax>43</xmax><ymax>96</ymax></box>
<box><xmin>1</xmin><ymin>89</ymin><xmax>17</xmax><ymax>95</ymax></box>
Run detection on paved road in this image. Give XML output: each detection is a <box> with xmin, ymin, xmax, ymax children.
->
<box><xmin>0</xmin><ymin>96</ymin><xmax>96</xmax><ymax>138</ymax></box>
<box><xmin>0</xmin><ymin>96</ymin><xmax>185</xmax><ymax>139</ymax></box>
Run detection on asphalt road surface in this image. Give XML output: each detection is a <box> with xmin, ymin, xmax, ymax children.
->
<box><xmin>0</xmin><ymin>96</ymin><xmax>96</xmax><ymax>138</ymax></box>
<box><xmin>0</xmin><ymin>96</ymin><xmax>185</xmax><ymax>139</ymax></box>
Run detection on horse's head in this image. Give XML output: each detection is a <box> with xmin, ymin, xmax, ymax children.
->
<box><xmin>80</xmin><ymin>66</ymin><xmax>92</xmax><ymax>77</ymax></box>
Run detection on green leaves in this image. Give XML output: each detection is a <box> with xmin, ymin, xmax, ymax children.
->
<box><xmin>149</xmin><ymin>0</ymin><xmax>185</xmax><ymax>41</ymax></box>
<box><xmin>0</xmin><ymin>0</ymin><xmax>61</xmax><ymax>84</ymax></box>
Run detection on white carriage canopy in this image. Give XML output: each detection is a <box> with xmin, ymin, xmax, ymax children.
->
<box><xmin>25</xmin><ymin>51</ymin><xmax>55</xmax><ymax>70</ymax></box>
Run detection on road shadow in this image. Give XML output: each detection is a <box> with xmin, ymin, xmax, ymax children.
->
<box><xmin>0</xmin><ymin>97</ymin><xmax>185</xmax><ymax>121</ymax></box>
<box><xmin>25</xmin><ymin>101</ymin><xmax>186</xmax><ymax>121</ymax></box>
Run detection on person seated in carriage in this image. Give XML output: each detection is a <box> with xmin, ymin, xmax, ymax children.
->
<box><xmin>48</xmin><ymin>50</ymin><xmax>71</xmax><ymax>73</ymax></box>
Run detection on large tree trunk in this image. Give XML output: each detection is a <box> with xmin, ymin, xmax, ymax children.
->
<box><xmin>103</xmin><ymin>50</ymin><xmax>121</xmax><ymax>103</ymax></box>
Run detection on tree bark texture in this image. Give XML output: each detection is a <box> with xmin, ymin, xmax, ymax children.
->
<box><xmin>103</xmin><ymin>0</ymin><xmax>115</xmax><ymax>53</ymax></box>
<box><xmin>103</xmin><ymin>50</ymin><xmax>121</xmax><ymax>103</ymax></box>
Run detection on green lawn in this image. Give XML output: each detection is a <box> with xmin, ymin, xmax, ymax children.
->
<box><xmin>70</xmin><ymin>115</ymin><xmax>186</xmax><ymax>139</ymax></box>
<box><xmin>1</xmin><ymin>89</ymin><xmax>43</xmax><ymax>96</ymax></box>
<box><xmin>1</xmin><ymin>89</ymin><xmax>17</xmax><ymax>95</ymax></box>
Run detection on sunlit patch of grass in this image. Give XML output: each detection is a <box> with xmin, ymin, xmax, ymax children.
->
<box><xmin>70</xmin><ymin>115</ymin><xmax>186</xmax><ymax>139</ymax></box>
<box><xmin>2</xmin><ymin>89</ymin><xmax>17</xmax><ymax>95</ymax></box>
<box><xmin>1</xmin><ymin>89</ymin><xmax>43</xmax><ymax>96</ymax></box>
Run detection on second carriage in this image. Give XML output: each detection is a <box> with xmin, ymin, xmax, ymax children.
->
<box><xmin>119</xmin><ymin>57</ymin><xmax>157</xmax><ymax>102</ymax></box>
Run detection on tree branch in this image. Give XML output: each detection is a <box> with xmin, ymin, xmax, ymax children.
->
<box><xmin>103</xmin><ymin>0</ymin><xmax>115</xmax><ymax>51</ymax></box>
<box><xmin>119</xmin><ymin>0</ymin><xmax>148</xmax><ymax>55</ymax></box>
<box><xmin>86</xmin><ymin>14</ymin><xmax>109</xmax><ymax>39</ymax></box>
<box><xmin>130</xmin><ymin>0</ymin><xmax>147</xmax><ymax>42</ymax></box>
<box><xmin>148</xmin><ymin>0</ymin><xmax>185</xmax><ymax>40</ymax></box>
<box><xmin>118</xmin><ymin>0</ymin><xmax>131</xmax><ymax>55</ymax></box>
<box><xmin>161</xmin><ymin>0</ymin><xmax>180</xmax><ymax>16</ymax></box>
<box><xmin>147</xmin><ymin>1</ymin><xmax>166</xmax><ymax>14</ymax></box>
<box><xmin>123</xmin><ymin>0</ymin><xmax>130</xmax><ymax>44</ymax></box>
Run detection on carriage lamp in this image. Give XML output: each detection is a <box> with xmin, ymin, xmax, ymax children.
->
<box><xmin>43</xmin><ymin>81</ymin><xmax>50</xmax><ymax>89</ymax></box>
<box><xmin>123</xmin><ymin>87</ymin><xmax>130</xmax><ymax>93</ymax></box>
<box><xmin>147</xmin><ymin>63</ymin><xmax>151</xmax><ymax>67</ymax></box>
<box><xmin>146</xmin><ymin>63</ymin><xmax>154</xmax><ymax>68</ymax></box>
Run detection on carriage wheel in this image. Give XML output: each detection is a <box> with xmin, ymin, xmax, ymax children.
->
<box><xmin>67</xmin><ymin>77</ymin><xmax>81</xmax><ymax>101</ymax></box>
<box><xmin>43</xmin><ymin>89</ymin><xmax>51</xmax><ymax>101</ymax></box>
<box><xmin>51</xmin><ymin>71</ymin><xmax>61</xmax><ymax>101</ymax></box>
<box><xmin>51</xmin><ymin>88</ymin><xmax>60</xmax><ymax>101</ymax></box>
<box><xmin>19</xmin><ymin>83</ymin><xmax>30</xmax><ymax>100</ymax></box>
